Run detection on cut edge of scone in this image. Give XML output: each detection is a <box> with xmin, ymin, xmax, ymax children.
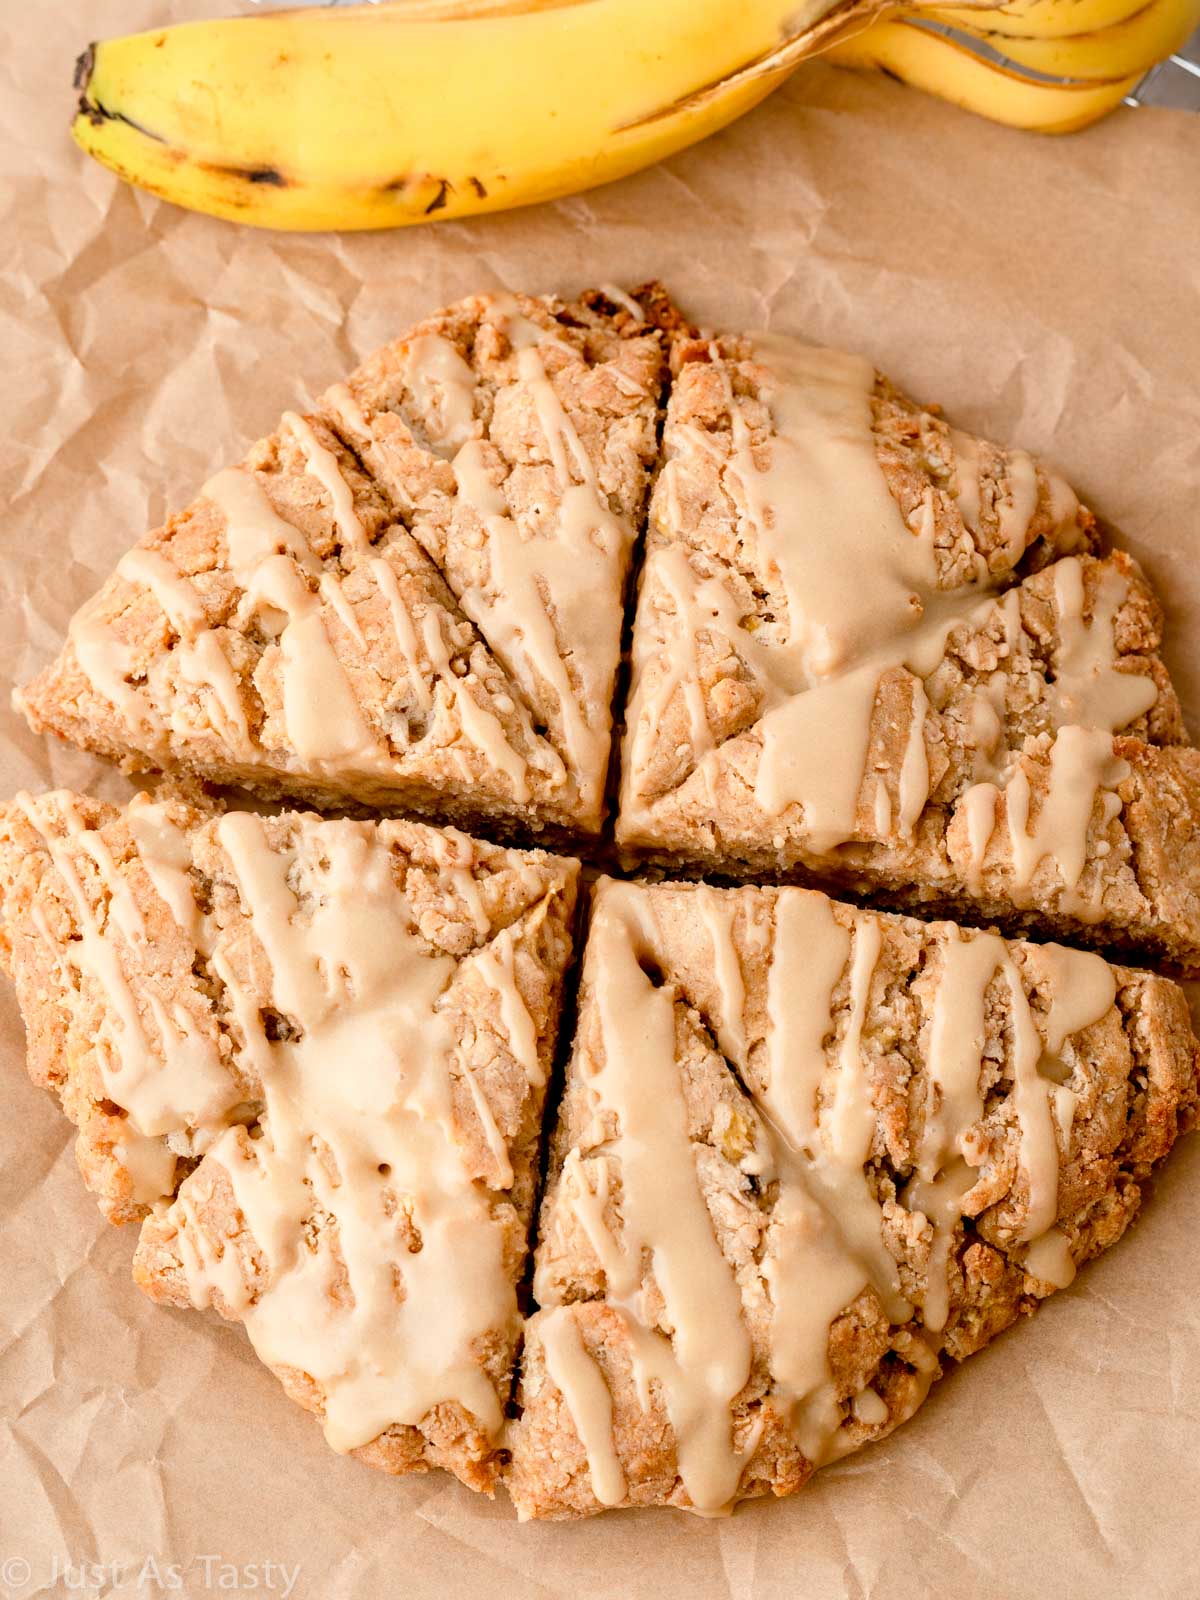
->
<box><xmin>615</xmin><ymin>333</ymin><xmax>1200</xmax><ymax>971</ymax></box>
<box><xmin>0</xmin><ymin>786</ymin><xmax>580</xmax><ymax>1494</ymax></box>
<box><xmin>505</xmin><ymin>876</ymin><xmax>1199</xmax><ymax>1519</ymax></box>
<box><xmin>17</xmin><ymin>284</ymin><xmax>680</xmax><ymax>843</ymax></box>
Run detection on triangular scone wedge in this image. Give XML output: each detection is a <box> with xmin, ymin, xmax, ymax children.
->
<box><xmin>508</xmin><ymin>878</ymin><xmax>1198</xmax><ymax>1519</ymax></box>
<box><xmin>617</xmin><ymin>335</ymin><xmax>1200</xmax><ymax>968</ymax></box>
<box><xmin>18</xmin><ymin>287</ymin><xmax>672</xmax><ymax>837</ymax></box>
<box><xmin>0</xmin><ymin>790</ymin><xmax>578</xmax><ymax>1492</ymax></box>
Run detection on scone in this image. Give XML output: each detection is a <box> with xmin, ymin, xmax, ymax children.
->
<box><xmin>0</xmin><ymin>788</ymin><xmax>579</xmax><ymax>1492</ymax></box>
<box><xmin>507</xmin><ymin>877</ymin><xmax>1199</xmax><ymax>1518</ymax></box>
<box><xmin>7</xmin><ymin>285</ymin><xmax>1200</xmax><ymax>1522</ymax></box>
<box><xmin>616</xmin><ymin>334</ymin><xmax>1200</xmax><ymax>968</ymax></box>
<box><xmin>18</xmin><ymin>286</ymin><xmax>675</xmax><ymax>838</ymax></box>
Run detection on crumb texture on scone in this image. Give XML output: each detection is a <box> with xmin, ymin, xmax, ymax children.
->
<box><xmin>0</xmin><ymin>789</ymin><xmax>578</xmax><ymax>1492</ymax></box>
<box><xmin>506</xmin><ymin>877</ymin><xmax>1199</xmax><ymax>1519</ymax></box>
<box><xmin>9</xmin><ymin>287</ymin><xmax>1200</xmax><ymax>1522</ymax></box>
<box><xmin>617</xmin><ymin>335</ymin><xmax>1200</xmax><ymax>966</ymax></box>
<box><xmin>18</xmin><ymin>287</ymin><xmax>669</xmax><ymax>836</ymax></box>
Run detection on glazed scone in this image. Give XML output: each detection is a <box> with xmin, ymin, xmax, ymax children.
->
<box><xmin>17</xmin><ymin>287</ymin><xmax>672</xmax><ymax>837</ymax></box>
<box><xmin>507</xmin><ymin>877</ymin><xmax>1199</xmax><ymax>1519</ymax></box>
<box><xmin>616</xmin><ymin>334</ymin><xmax>1200</xmax><ymax>967</ymax></box>
<box><xmin>0</xmin><ymin>789</ymin><xmax>578</xmax><ymax>1492</ymax></box>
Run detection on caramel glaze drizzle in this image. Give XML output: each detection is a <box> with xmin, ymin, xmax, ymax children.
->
<box><xmin>626</xmin><ymin>337</ymin><xmax>1156</xmax><ymax>916</ymax></box>
<box><xmin>61</xmin><ymin>298</ymin><xmax>646</xmax><ymax>815</ymax></box>
<box><xmin>534</xmin><ymin>879</ymin><xmax>1116</xmax><ymax>1514</ymax></box>
<box><xmin>15</xmin><ymin>795</ymin><xmax>553</xmax><ymax>1458</ymax></box>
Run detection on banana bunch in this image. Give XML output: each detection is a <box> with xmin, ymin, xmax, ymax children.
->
<box><xmin>72</xmin><ymin>0</ymin><xmax>1196</xmax><ymax>232</ymax></box>
<box><xmin>71</xmin><ymin>0</ymin><xmax>888</xmax><ymax>231</ymax></box>
<box><xmin>826</xmin><ymin>0</ymin><xmax>1200</xmax><ymax>132</ymax></box>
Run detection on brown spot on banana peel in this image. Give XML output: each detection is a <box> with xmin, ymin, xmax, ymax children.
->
<box><xmin>74</xmin><ymin>46</ymin><xmax>168</xmax><ymax>142</ymax></box>
<box><xmin>73</xmin><ymin>42</ymin><xmax>282</xmax><ymax>190</ymax></box>
<box><xmin>75</xmin><ymin>120</ymin><xmax>270</xmax><ymax>213</ymax></box>
<box><xmin>75</xmin><ymin>94</ymin><xmax>167</xmax><ymax>141</ymax></box>
<box><xmin>74</xmin><ymin>42</ymin><xmax>493</xmax><ymax>219</ymax></box>
<box><xmin>201</xmin><ymin>163</ymin><xmax>289</xmax><ymax>187</ymax></box>
<box><xmin>379</xmin><ymin>174</ymin><xmax>485</xmax><ymax>208</ymax></box>
<box><xmin>424</xmin><ymin>178</ymin><xmax>452</xmax><ymax>214</ymax></box>
<box><xmin>71</xmin><ymin>142</ymin><xmax>184</xmax><ymax>206</ymax></box>
<box><xmin>76</xmin><ymin>100</ymin><xmax>287</xmax><ymax>192</ymax></box>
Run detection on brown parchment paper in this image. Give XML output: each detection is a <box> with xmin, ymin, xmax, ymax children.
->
<box><xmin>3</xmin><ymin>5</ymin><xmax>1200</xmax><ymax>1597</ymax></box>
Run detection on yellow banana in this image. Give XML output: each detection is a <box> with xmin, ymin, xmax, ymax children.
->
<box><xmin>72</xmin><ymin>0</ymin><xmax>885</xmax><ymax>232</ymax></box>
<box><xmin>959</xmin><ymin>0</ymin><xmax>1200</xmax><ymax>78</ymax></box>
<box><xmin>929</xmin><ymin>0</ymin><xmax>1160</xmax><ymax>37</ymax></box>
<box><xmin>824</xmin><ymin>18</ymin><xmax>1141</xmax><ymax>129</ymax></box>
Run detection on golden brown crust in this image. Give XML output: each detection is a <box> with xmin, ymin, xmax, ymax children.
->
<box><xmin>0</xmin><ymin>789</ymin><xmax>233</xmax><ymax>1224</ymax></box>
<box><xmin>617</xmin><ymin>340</ymin><xmax>1200</xmax><ymax>968</ymax></box>
<box><xmin>18</xmin><ymin>288</ymin><xmax>673</xmax><ymax>836</ymax></box>
<box><xmin>7</xmin><ymin>296</ymin><xmax>1200</xmax><ymax>1520</ymax></box>
<box><xmin>0</xmin><ymin>788</ymin><xmax>579</xmax><ymax>1492</ymax></box>
<box><xmin>507</xmin><ymin>880</ymin><xmax>1199</xmax><ymax>1519</ymax></box>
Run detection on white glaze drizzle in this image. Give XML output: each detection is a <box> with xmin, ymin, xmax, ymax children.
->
<box><xmin>449</xmin><ymin>432</ymin><xmax>625</xmax><ymax>795</ymax></box>
<box><xmin>474</xmin><ymin>926</ymin><xmax>544</xmax><ymax>1088</ymax></box>
<box><xmin>419</xmin><ymin>309</ymin><xmax>637</xmax><ymax>803</ymax></box>
<box><xmin>62</xmin><ymin>448</ymin><xmax>399</xmax><ymax>770</ymax></box>
<box><xmin>629</xmin><ymin>338</ymin><xmax>1156</xmax><ymax>912</ymax></box>
<box><xmin>598</xmin><ymin>284</ymin><xmax>644</xmax><ymax>320</ymax></box>
<box><xmin>15</xmin><ymin>790</ymin><xmax>553</xmax><ymax>1458</ymax></box>
<box><xmin>67</xmin><ymin>588</ymin><xmax>163</xmax><ymax>740</ymax></box>
<box><xmin>539</xmin><ymin>881</ymin><xmax>1122</xmax><ymax>1507</ymax></box>
<box><xmin>282</xmin><ymin>411</ymin><xmax>370</xmax><ymax>559</ymax></box>
<box><xmin>959</xmin><ymin>555</ymin><xmax>1159</xmax><ymax>907</ymax></box>
<box><xmin>368</xmin><ymin>557</ymin><xmax>434</xmax><ymax>716</ymax></box>
<box><xmin>419</xmin><ymin>609</ymin><xmax>529</xmax><ymax>800</ymax></box>
<box><xmin>167</xmin><ymin>811</ymin><xmax>531</xmax><ymax>1454</ymax></box>
<box><xmin>401</xmin><ymin>334</ymin><xmax>479</xmax><ymax>456</ymax></box>
<box><xmin>696</xmin><ymin>884</ymin><xmax>748</xmax><ymax>1066</ymax></box>
<box><xmin>947</xmin><ymin>425</ymin><xmax>1041</xmax><ymax>569</ymax></box>
<box><xmin>537</xmin><ymin>881</ymin><xmax>758</xmax><ymax>1514</ymax></box>
<box><xmin>15</xmin><ymin>793</ymin><xmax>235</xmax><ymax>1144</ymax></box>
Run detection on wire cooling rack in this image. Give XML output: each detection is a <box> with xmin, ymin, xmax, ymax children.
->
<box><xmin>1126</xmin><ymin>30</ymin><xmax>1200</xmax><ymax>107</ymax></box>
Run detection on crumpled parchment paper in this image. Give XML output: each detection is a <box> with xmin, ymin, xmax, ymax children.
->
<box><xmin>2</xmin><ymin>5</ymin><xmax>1199</xmax><ymax>1597</ymax></box>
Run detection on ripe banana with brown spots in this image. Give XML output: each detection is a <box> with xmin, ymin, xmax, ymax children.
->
<box><xmin>71</xmin><ymin>0</ymin><xmax>1196</xmax><ymax>230</ymax></box>
<box><xmin>71</xmin><ymin>0</ymin><xmax>889</xmax><ymax>231</ymax></box>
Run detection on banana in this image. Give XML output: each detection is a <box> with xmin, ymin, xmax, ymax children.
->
<box><xmin>72</xmin><ymin>0</ymin><xmax>888</xmax><ymax>232</ymax></box>
<box><xmin>929</xmin><ymin>0</ymin><xmax>1159</xmax><ymax>38</ymax></box>
<box><xmin>72</xmin><ymin>0</ymin><xmax>1189</xmax><ymax>222</ymax></box>
<box><xmin>958</xmin><ymin>0</ymin><xmax>1200</xmax><ymax>79</ymax></box>
<box><xmin>824</xmin><ymin>17</ymin><xmax>1142</xmax><ymax>130</ymax></box>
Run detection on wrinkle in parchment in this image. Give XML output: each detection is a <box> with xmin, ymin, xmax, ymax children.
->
<box><xmin>2</xmin><ymin>5</ymin><xmax>1200</xmax><ymax>1598</ymax></box>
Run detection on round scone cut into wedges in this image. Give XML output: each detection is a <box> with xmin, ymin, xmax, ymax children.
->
<box><xmin>0</xmin><ymin>788</ymin><xmax>579</xmax><ymax>1493</ymax></box>
<box><xmin>507</xmin><ymin>877</ymin><xmax>1199</xmax><ymax>1519</ymax></box>
<box><xmin>617</xmin><ymin>332</ymin><xmax>1200</xmax><ymax>970</ymax></box>
<box><xmin>17</xmin><ymin>285</ymin><xmax>679</xmax><ymax>840</ymax></box>
<box><xmin>7</xmin><ymin>284</ymin><xmax>1200</xmax><ymax>1522</ymax></box>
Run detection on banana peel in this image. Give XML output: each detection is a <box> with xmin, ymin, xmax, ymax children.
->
<box><xmin>964</xmin><ymin>0</ymin><xmax>1200</xmax><ymax>80</ymax></box>
<box><xmin>930</xmin><ymin>0</ymin><xmax>1166</xmax><ymax>39</ymax></box>
<box><xmin>824</xmin><ymin>18</ymin><xmax>1143</xmax><ymax>130</ymax></box>
<box><xmin>70</xmin><ymin>0</ymin><xmax>1192</xmax><ymax>231</ymax></box>
<box><xmin>71</xmin><ymin>0</ymin><xmax>882</xmax><ymax>231</ymax></box>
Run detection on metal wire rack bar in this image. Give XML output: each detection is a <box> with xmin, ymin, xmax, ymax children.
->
<box><xmin>1126</xmin><ymin>39</ymin><xmax>1200</xmax><ymax>107</ymax></box>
